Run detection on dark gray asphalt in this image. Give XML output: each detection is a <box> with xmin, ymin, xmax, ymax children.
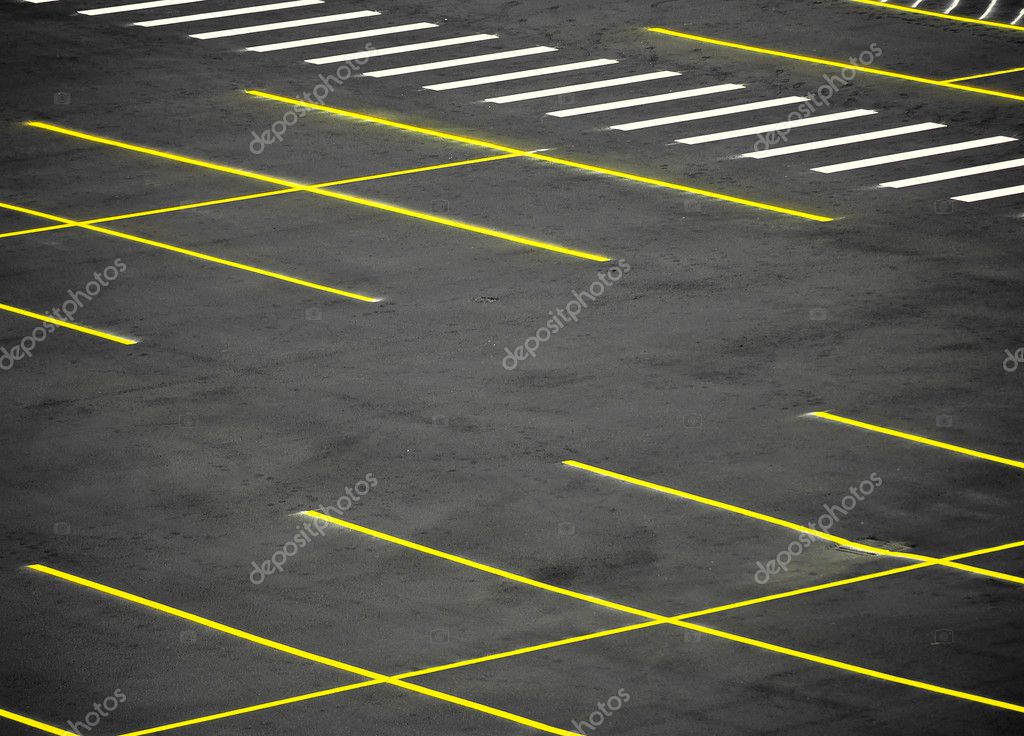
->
<box><xmin>1</xmin><ymin>1</ymin><xmax>1023</xmax><ymax>734</ymax></box>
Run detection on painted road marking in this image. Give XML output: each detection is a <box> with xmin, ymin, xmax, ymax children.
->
<box><xmin>247</xmin><ymin>90</ymin><xmax>837</xmax><ymax>221</ymax></box>
<box><xmin>364</xmin><ymin>47</ymin><xmax>558</xmax><ymax>77</ymax></box>
<box><xmin>28</xmin><ymin>122</ymin><xmax>610</xmax><ymax>261</ymax></box>
<box><xmin>80</xmin><ymin>0</ymin><xmax>206</xmax><ymax>15</ymax></box>
<box><xmin>190</xmin><ymin>10</ymin><xmax>381</xmax><ymax>40</ymax></box>
<box><xmin>307</xmin><ymin>34</ymin><xmax>497</xmax><ymax>64</ymax></box>
<box><xmin>563</xmin><ymin>459</ymin><xmax>1024</xmax><ymax>584</ymax></box>
<box><xmin>849</xmin><ymin>0</ymin><xmax>1024</xmax><ymax>31</ymax></box>
<box><xmin>484</xmin><ymin>71</ymin><xmax>682</xmax><ymax>104</ymax></box>
<box><xmin>0</xmin><ymin>302</ymin><xmax>137</xmax><ymax>345</ymax></box>
<box><xmin>0</xmin><ymin>708</ymin><xmax>75</xmax><ymax>736</ymax></box>
<box><xmin>609</xmin><ymin>96</ymin><xmax>808</xmax><ymax>131</ymax></box>
<box><xmin>308</xmin><ymin>512</ymin><xmax>1024</xmax><ymax>714</ymax></box>
<box><xmin>946</xmin><ymin>66</ymin><xmax>1024</xmax><ymax>83</ymax></box>
<box><xmin>134</xmin><ymin>0</ymin><xmax>320</xmax><ymax>27</ymax></box>
<box><xmin>28</xmin><ymin>565</ymin><xmax>580</xmax><ymax>736</ymax></box>
<box><xmin>879</xmin><ymin>157</ymin><xmax>1024</xmax><ymax>188</ymax></box>
<box><xmin>245</xmin><ymin>22</ymin><xmax>437</xmax><ymax>52</ymax></box>
<box><xmin>0</xmin><ymin>200</ymin><xmax>381</xmax><ymax>301</ymax></box>
<box><xmin>648</xmin><ymin>27</ymin><xmax>1024</xmax><ymax>103</ymax></box>
<box><xmin>424</xmin><ymin>59</ymin><xmax>620</xmax><ymax>91</ymax></box>
<box><xmin>742</xmin><ymin>122</ymin><xmax>946</xmax><ymax>158</ymax></box>
<box><xmin>811</xmin><ymin>411</ymin><xmax>1024</xmax><ymax>468</ymax></box>
<box><xmin>952</xmin><ymin>182</ymin><xmax>1024</xmax><ymax>201</ymax></box>
<box><xmin>812</xmin><ymin>136</ymin><xmax>1018</xmax><ymax>173</ymax></box>
<box><xmin>546</xmin><ymin>84</ymin><xmax>745</xmax><ymax>118</ymax></box>
<box><xmin>0</xmin><ymin>154</ymin><xmax>522</xmax><ymax>240</ymax></box>
<box><xmin>676</xmin><ymin>109</ymin><xmax>877</xmax><ymax>145</ymax></box>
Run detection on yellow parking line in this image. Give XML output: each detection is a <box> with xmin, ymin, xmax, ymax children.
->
<box><xmin>117</xmin><ymin>683</ymin><xmax>379</xmax><ymax>736</ymax></box>
<box><xmin>98</xmin><ymin>535</ymin><xmax>1024</xmax><ymax>736</ymax></box>
<box><xmin>27</xmin><ymin>564</ymin><xmax>580</xmax><ymax>736</ymax></box>
<box><xmin>0</xmin><ymin>302</ymin><xmax>136</xmax><ymax>345</ymax></box>
<box><xmin>648</xmin><ymin>27</ymin><xmax>1024</xmax><ymax>104</ymax></box>
<box><xmin>0</xmin><ymin>201</ymin><xmax>380</xmax><ymax>302</ymax></box>
<box><xmin>0</xmin><ymin>154</ymin><xmax>521</xmax><ymax>241</ymax></box>
<box><xmin>811</xmin><ymin>411</ymin><xmax>1024</xmax><ymax>469</ymax></box>
<box><xmin>309</xmin><ymin>513</ymin><xmax>1024</xmax><ymax>714</ymax></box>
<box><xmin>246</xmin><ymin>90</ymin><xmax>836</xmax><ymax>223</ymax></box>
<box><xmin>564</xmin><ymin>459</ymin><xmax>1024</xmax><ymax>585</ymax></box>
<box><xmin>27</xmin><ymin>122</ymin><xmax>608</xmax><ymax>262</ymax></box>
<box><xmin>849</xmin><ymin>0</ymin><xmax>1024</xmax><ymax>32</ymax></box>
<box><xmin>0</xmin><ymin>707</ymin><xmax>77</xmax><ymax>736</ymax></box>
<box><xmin>945</xmin><ymin>67</ymin><xmax>1024</xmax><ymax>83</ymax></box>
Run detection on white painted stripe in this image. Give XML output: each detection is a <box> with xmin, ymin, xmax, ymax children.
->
<box><xmin>880</xmin><ymin>157</ymin><xmax>1024</xmax><ymax>188</ymax></box>
<box><xmin>484</xmin><ymin>71</ymin><xmax>681</xmax><ymax>104</ymax></box>
<box><xmin>306</xmin><ymin>34</ymin><xmax>497</xmax><ymax>65</ymax></box>
<box><xmin>364</xmin><ymin>47</ymin><xmax>557</xmax><ymax>77</ymax></box>
<box><xmin>191</xmin><ymin>10</ymin><xmax>380</xmax><ymax>40</ymax></box>
<box><xmin>677</xmin><ymin>109</ymin><xmax>878</xmax><ymax>145</ymax></box>
<box><xmin>424</xmin><ymin>59</ymin><xmax>619</xmax><ymax>91</ymax></box>
<box><xmin>742</xmin><ymin>122</ymin><xmax>945</xmax><ymax>158</ymax></box>
<box><xmin>952</xmin><ymin>183</ymin><xmax>1024</xmax><ymax>202</ymax></box>
<box><xmin>135</xmin><ymin>0</ymin><xmax>319</xmax><ymax>27</ymax></box>
<box><xmin>246</xmin><ymin>22</ymin><xmax>436</xmax><ymax>52</ymax></box>
<box><xmin>812</xmin><ymin>136</ymin><xmax>1017</xmax><ymax>174</ymax></box>
<box><xmin>24</xmin><ymin>0</ymin><xmax>60</xmax><ymax>4</ymax></box>
<box><xmin>609</xmin><ymin>96</ymin><xmax>808</xmax><ymax>131</ymax></box>
<box><xmin>80</xmin><ymin>0</ymin><xmax>205</xmax><ymax>16</ymax></box>
<box><xmin>547</xmin><ymin>84</ymin><xmax>744</xmax><ymax>117</ymax></box>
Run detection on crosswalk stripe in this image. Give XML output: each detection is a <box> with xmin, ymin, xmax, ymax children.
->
<box><xmin>246</xmin><ymin>22</ymin><xmax>437</xmax><ymax>52</ymax></box>
<box><xmin>609</xmin><ymin>96</ymin><xmax>808</xmax><ymax>131</ymax></box>
<box><xmin>880</xmin><ymin>157</ymin><xmax>1024</xmax><ymax>188</ymax></box>
<box><xmin>306</xmin><ymin>34</ymin><xmax>497</xmax><ymax>65</ymax></box>
<box><xmin>80</xmin><ymin>0</ymin><xmax>206</xmax><ymax>15</ymax></box>
<box><xmin>741</xmin><ymin>122</ymin><xmax>946</xmax><ymax>158</ymax></box>
<box><xmin>424</xmin><ymin>59</ymin><xmax>619</xmax><ymax>91</ymax></box>
<box><xmin>363</xmin><ymin>47</ymin><xmax>558</xmax><ymax>77</ymax></box>
<box><xmin>546</xmin><ymin>84</ymin><xmax>744</xmax><ymax>117</ymax></box>
<box><xmin>952</xmin><ymin>183</ymin><xmax>1024</xmax><ymax>202</ymax></box>
<box><xmin>484</xmin><ymin>71</ymin><xmax>681</xmax><ymax>104</ymax></box>
<box><xmin>134</xmin><ymin>0</ymin><xmax>320</xmax><ymax>27</ymax></box>
<box><xmin>677</xmin><ymin>109</ymin><xmax>878</xmax><ymax>145</ymax></box>
<box><xmin>812</xmin><ymin>136</ymin><xmax>1018</xmax><ymax>173</ymax></box>
<box><xmin>191</xmin><ymin>10</ymin><xmax>380</xmax><ymax>40</ymax></box>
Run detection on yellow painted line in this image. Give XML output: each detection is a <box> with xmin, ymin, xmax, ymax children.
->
<box><xmin>648</xmin><ymin>27</ymin><xmax>1024</xmax><ymax>104</ymax></box>
<box><xmin>0</xmin><ymin>154</ymin><xmax>521</xmax><ymax>241</ymax></box>
<box><xmin>125</xmin><ymin>536</ymin><xmax>1024</xmax><ymax>735</ymax></box>
<box><xmin>564</xmin><ymin>459</ymin><xmax>1024</xmax><ymax>586</ymax></box>
<box><xmin>945</xmin><ymin>67</ymin><xmax>1024</xmax><ymax>83</ymax></box>
<box><xmin>28</xmin><ymin>565</ymin><xmax>579</xmax><ymax>736</ymax></box>
<box><xmin>0</xmin><ymin>302</ymin><xmax>137</xmax><ymax>345</ymax></box>
<box><xmin>309</xmin><ymin>513</ymin><xmax>1024</xmax><ymax>714</ymax></box>
<box><xmin>117</xmin><ymin>682</ymin><xmax>380</xmax><ymax>736</ymax></box>
<box><xmin>812</xmin><ymin>411</ymin><xmax>1024</xmax><ymax>470</ymax></box>
<box><xmin>849</xmin><ymin>0</ymin><xmax>1024</xmax><ymax>32</ymax></box>
<box><xmin>0</xmin><ymin>201</ymin><xmax>380</xmax><ymax>302</ymax></box>
<box><xmin>27</xmin><ymin>122</ymin><xmax>608</xmax><ymax>262</ymax></box>
<box><xmin>246</xmin><ymin>90</ymin><xmax>836</xmax><ymax>222</ymax></box>
<box><xmin>0</xmin><ymin>708</ymin><xmax>77</xmax><ymax>736</ymax></box>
